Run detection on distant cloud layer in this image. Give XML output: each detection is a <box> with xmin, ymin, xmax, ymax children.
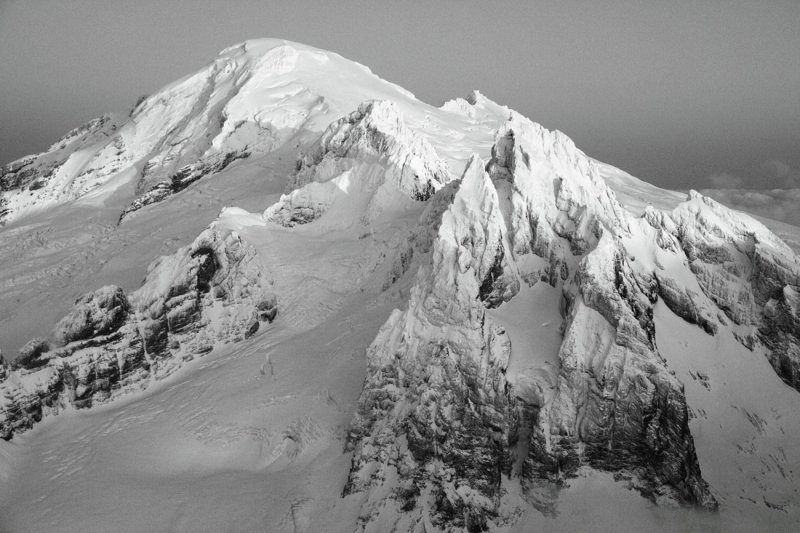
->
<box><xmin>701</xmin><ymin>159</ymin><xmax>800</xmax><ymax>226</ymax></box>
<box><xmin>759</xmin><ymin>159</ymin><xmax>800</xmax><ymax>188</ymax></box>
<box><xmin>707</xmin><ymin>160</ymin><xmax>800</xmax><ymax>190</ymax></box>
<box><xmin>707</xmin><ymin>172</ymin><xmax>745</xmax><ymax>189</ymax></box>
<box><xmin>700</xmin><ymin>188</ymin><xmax>800</xmax><ymax>227</ymax></box>
<box><xmin>1</xmin><ymin>1</ymin><xmax>799</xmax><ymax>193</ymax></box>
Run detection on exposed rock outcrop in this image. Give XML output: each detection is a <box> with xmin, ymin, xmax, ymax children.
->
<box><xmin>14</xmin><ymin>338</ymin><xmax>51</xmax><ymax>371</ymax></box>
<box><xmin>294</xmin><ymin>100</ymin><xmax>450</xmax><ymax>198</ymax></box>
<box><xmin>0</xmin><ymin>115</ymin><xmax>120</xmax><ymax>194</ymax></box>
<box><xmin>759</xmin><ymin>282</ymin><xmax>800</xmax><ymax>389</ymax></box>
<box><xmin>0</xmin><ymin>114</ymin><xmax>121</xmax><ymax>225</ymax></box>
<box><xmin>53</xmin><ymin>286</ymin><xmax>131</xmax><ymax>345</ymax></box>
<box><xmin>345</xmin><ymin>157</ymin><xmax>520</xmax><ymax>531</ymax></box>
<box><xmin>345</xmin><ymin>114</ymin><xmax>720</xmax><ymax>530</ymax></box>
<box><xmin>264</xmin><ymin>100</ymin><xmax>451</xmax><ymax>228</ymax></box>
<box><xmin>0</xmin><ymin>225</ymin><xmax>275</xmax><ymax>440</ymax></box>
<box><xmin>118</xmin><ymin>149</ymin><xmax>250</xmax><ymax>223</ymax></box>
<box><xmin>549</xmin><ymin>238</ymin><xmax>715</xmax><ymax>509</ymax></box>
<box><xmin>659</xmin><ymin>192</ymin><xmax>800</xmax><ymax>389</ymax></box>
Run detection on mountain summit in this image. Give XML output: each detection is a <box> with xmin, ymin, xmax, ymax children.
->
<box><xmin>1</xmin><ymin>39</ymin><xmax>799</xmax><ymax>532</ymax></box>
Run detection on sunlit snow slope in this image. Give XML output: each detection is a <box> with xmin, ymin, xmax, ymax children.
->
<box><xmin>1</xmin><ymin>39</ymin><xmax>800</xmax><ymax>533</ymax></box>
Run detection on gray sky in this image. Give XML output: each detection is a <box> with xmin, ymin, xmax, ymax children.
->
<box><xmin>1</xmin><ymin>0</ymin><xmax>798</xmax><ymax>191</ymax></box>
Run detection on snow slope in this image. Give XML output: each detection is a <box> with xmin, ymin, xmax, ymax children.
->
<box><xmin>1</xmin><ymin>39</ymin><xmax>800</xmax><ymax>532</ymax></box>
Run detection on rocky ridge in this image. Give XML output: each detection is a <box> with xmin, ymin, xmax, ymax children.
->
<box><xmin>264</xmin><ymin>100</ymin><xmax>451</xmax><ymax>227</ymax></box>
<box><xmin>0</xmin><ymin>223</ymin><xmax>276</xmax><ymax>440</ymax></box>
<box><xmin>118</xmin><ymin>148</ymin><xmax>251</xmax><ymax>222</ymax></box>
<box><xmin>0</xmin><ymin>114</ymin><xmax>122</xmax><ymax>224</ymax></box>
<box><xmin>0</xmin><ymin>41</ymin><xmax>347</xmax><ymax>227</ymax></box>
<box><xmin>664</xmin><ymin>193</ymin><xmax>800</xmax><ymax>386</ymax></box>
<box><xmin>343</xmin><ymin>111</ymin><xmax>800</xmax><ymax>530</ymax></box>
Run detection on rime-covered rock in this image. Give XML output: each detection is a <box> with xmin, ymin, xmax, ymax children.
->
<box><xmin>265</xmin><ymin>100</ymin><xmax>451</xmax><ymax>228</ymax></box>
<box><xmin>0</xmin><ymin>115</ymin><xmax>120</xmax><ymax>193</ymax></box>
<box><xmin>759</xmin><ymin>285</ymin><xmax>800</xmax><ymax>389</ymax></box>
<box><xmin>658</xmin><ymin>192</ymin><xmax>800</xmax><ymax>389</ymax></box>
<box><xmin>345</xmin><ymin>156</ymin><xmax>518</xmax><ymax>531</ymax></box>
<box><xmin>345</xmin><ymin>115</ymin><xmax>719</xmax><ymax>530</ymax></box>
<box><xmin>14</xmin><ymin>338</ymin><xmax>51</xmax><ymax>371</ymax></box>
<box><xmin>53</xmin><ymin>286</ymin><xmax>131</xmax><ymax>345</ymax></box>
<box><xmin>548</xmin><ymin>237</ymin><xmax>715</xmax><ymax>509</ymax></box>
<box><xmin>0</xmin><ymin>225</ymin><xmax>275</xmax><ymax>439</ymax></box>
<box><xmin>119</xmin><ymin>149</ymin><xmax>250</xmax><ymax>222</ymax></box>
<box><xmin>294</xmin><ymin>100</ymin><xmax>450</xmax><ymax>198</ymax></box>
<box><xmin>0</xmin><ymin>115</ymin><xmax>123</xmax><ymax>224</ymax></box>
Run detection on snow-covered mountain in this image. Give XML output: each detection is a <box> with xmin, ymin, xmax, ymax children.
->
<box><xmin>1</xmin><ymin>39</ymin><xmax>799</xmax><ymax>532</ymax></box>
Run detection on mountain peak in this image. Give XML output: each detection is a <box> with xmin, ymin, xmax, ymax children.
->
<box><xmin>2</xmin><ymin>38</ymin><xmax>800</xmax><ymax>532</ymax></box>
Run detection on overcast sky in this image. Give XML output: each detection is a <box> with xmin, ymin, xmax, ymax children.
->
<box><xmin>1</xmin><ymin>0</ymin><xmax>798</xmax><ymax>191</ymax></box>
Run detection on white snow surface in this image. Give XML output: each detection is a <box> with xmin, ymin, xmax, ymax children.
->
<box><xmin>1</xmin><ymin>38</ymin><xmax>799</xmax><ymax>532</ymax></box>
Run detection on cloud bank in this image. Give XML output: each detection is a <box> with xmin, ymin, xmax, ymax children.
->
<box><xmin>707</xmin><ymin>160</ymin><xmax>800</xmax><ymax>190</ymax></box>
<box><xmin>700</xmin><ymin>188</ymin><xmax>800</xmax><ymax>227</ymax></box>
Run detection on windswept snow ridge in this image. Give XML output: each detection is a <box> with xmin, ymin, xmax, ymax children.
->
<box><xmin>0</xmin><ymin>40</ymin><xmax>439</xmax><ymax>227</ymax></box>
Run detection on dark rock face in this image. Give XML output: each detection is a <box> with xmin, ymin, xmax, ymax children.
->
<box><xmin>0</xmin><ymin>227</ymin><xmax>275</xmax><ymax>440</ymax></box>
<box><xmin>0</xmin><ymin>195</ymin><xmax>9</xmax><ymax>225</ymax></box>
<box><xmin>752</xmin><ymin>253</ymin><xmax>800</xmax><ymax>391</ymax></box>
<box><xmin>478</xmin><ymin>242</ymin><xmax>514</xmax><ymax>308</ymax></box>
<box><xmin>344</xmin><ymin>157</ymin><xmax>516</xmax><ymax>530</ymax></box>
<box><xmin>0</xmin><ymin>155</ymin><xmax>40</xmax><ymax>192</ymax></box>
<box><xmin>53</xmin><ymin>286</ymin><xmax>131</xmax><ymax>345</ymax></box>
<box><xmin>655</xmin><ymin>274</ymin><xmax>718</xmax><ymax>335</ymax></box>
<box><xmin>256</xmin><ymin>295</ymin><xmax>278</xmax><ymax>323</ymax></box>
<box><xmin>14</xmin><ymin>338</ymin><xmax>51</xmax><ymax>371</ymax></box>
<box><xmin>549</xmin><ymin>244</ymin><xmax>716</xmax><ymax>509</ymax></box>
<box><xmin>760</xmin><ymin>286</ymin><xmax>800</xmax><ymax>389</ymax></box>
<box><xmin>0</xmin><ymin>358</ymin><xmax>65</xmax><ymax>439</ymax></box>
<box><xmin>118</xmin><ymin>149</ymin><xmax>250</xmax><ymax>223</ymax></box>
<box><xmin>661</xmin><ymin>192</ymin><xmax>800</xmax><ymax>392</ymax></box>
<box><xmin>140</xmin><ymin>316</ymin><xmax>169</xmax><ymax>355</ymax></box>
<box><xmin>346</xmin><ymin>315</ymin><xmax>515</xmax><ymax>531</ymax></box>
